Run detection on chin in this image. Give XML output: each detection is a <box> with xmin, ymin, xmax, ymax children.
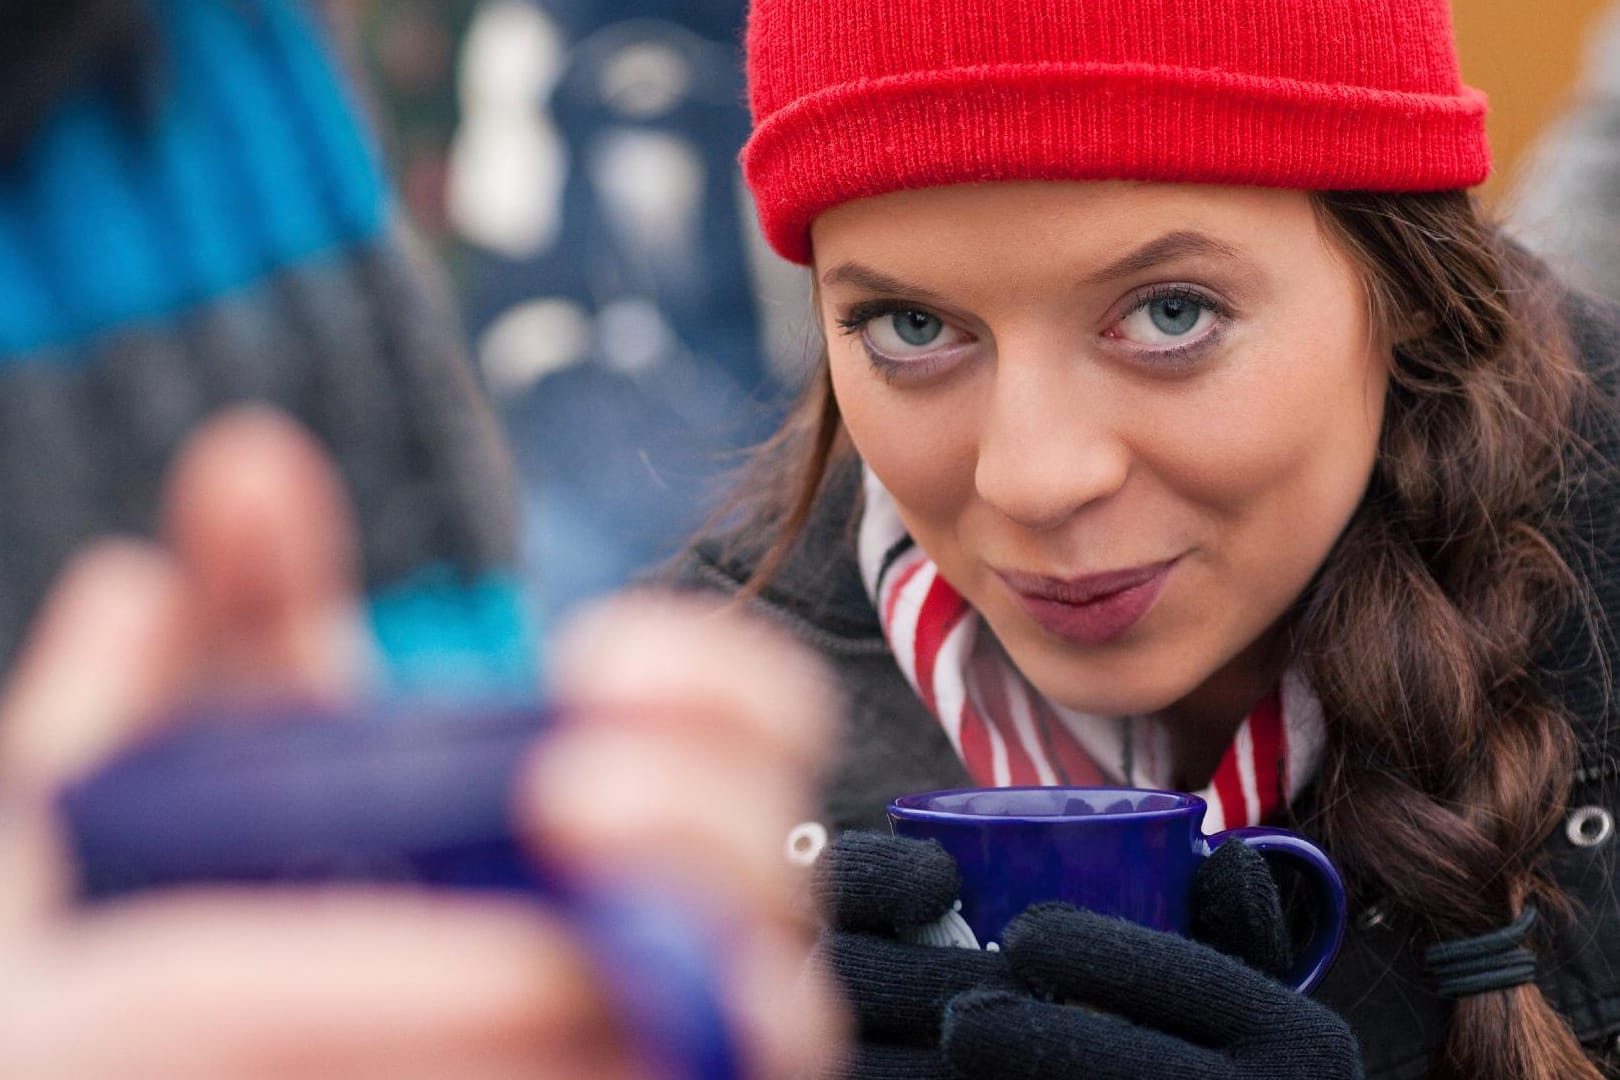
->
<box><xmin>1018</xmin><ymin>651</ymin><xmax>1202</xmax><ymax>719</ymax></box>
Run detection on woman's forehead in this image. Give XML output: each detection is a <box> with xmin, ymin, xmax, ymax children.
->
<box><xmin>809</xmin><ymin>181</ymin><xmax>1329</xmax><ymax>290</ymax></box>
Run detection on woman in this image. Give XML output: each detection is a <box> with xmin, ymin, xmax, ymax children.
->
<box><xmin>673</xmin><ymin>0</ymin><xmax>1620</xmax><ymax>1076</ymax></box>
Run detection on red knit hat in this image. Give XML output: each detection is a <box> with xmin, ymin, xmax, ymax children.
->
<box><xmin>742</xmin><ymin>0</ymin><xmax>1490</xmax><ymax>265</ymax></box>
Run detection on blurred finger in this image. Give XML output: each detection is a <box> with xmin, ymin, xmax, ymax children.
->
<box><xmin>727</xmin><ymin>917</ymin><xmax>849</xmax><ymax>1080</ymax></box>
<box><xmin>535</xmin><ymin>594</ymin><xmax>850</xmax><ymax>1078</ymax></box>
<box><xmin>521</xmin><ymin>723</ymin><xmax>840</xmax><ymax>1077</ymax></box>
<box><xmin>0</xmin><ymin>542</ymin><xmax>191</xmax><ymax>932</ymax></box>
<box><xmin>0</xmin><ymin>542</ymin><xmax>191</xmax><ymax>797</ymax></box>
<box><xmin>0</xmin><ymin>890</ymin><xmax>633</xmax><ymax>1078</ymax></box>
<box><xmin>548</xmin><ymin>592</ymin><xmax>837</xmax><ymax>775</ymax></box>
<box><xmin>520</xmin><ymin>723</ymin><xmax>812</xmax><ymax>927</ymax></box>
<box><xmin>162</xmin><ymin>407</ymin><xmax>373</xmax><ymax>704</ymax></box>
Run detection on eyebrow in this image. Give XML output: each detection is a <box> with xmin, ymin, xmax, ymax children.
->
<box><xmin>819</xmin><ymin>229</ymin><xmax>1249</xmax><ymax>300</ymax></box>
<box><xmin>817</xmin><ymin>263</ymin><xmax>949</xmax><ymax>303</ymax></box>
<box><xmin>1080</xmin><ymin>230</ymin><xmax>1248</xmax><ymax>286</ymax></box>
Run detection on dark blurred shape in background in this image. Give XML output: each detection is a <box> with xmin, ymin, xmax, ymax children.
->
<box><xmin>356</xmin><ymin>0</ymin><xmax>479</xmax><ymax>250</ymax></box>
<box><xmin>354</xmin><ymin>0</ymin><xmax>806</xmax><ymax>627</ymax></box>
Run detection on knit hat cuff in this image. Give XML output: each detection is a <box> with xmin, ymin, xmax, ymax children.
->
<box><xmin>743</xmin><ymin>62</ymin><xmax>1490</xmax><ymax>265</ymax></box>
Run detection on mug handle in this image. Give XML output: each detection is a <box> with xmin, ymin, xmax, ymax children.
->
<box><xmin>1204</xmin><ymin>827</ymin><xmax>1347</xmax><ymax>994</ymax></box>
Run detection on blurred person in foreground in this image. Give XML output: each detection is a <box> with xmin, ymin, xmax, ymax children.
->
<box><xmin>0</xmin><ymin>2</ymin><xmax>842</xmax><ymax>1076</ymax></box>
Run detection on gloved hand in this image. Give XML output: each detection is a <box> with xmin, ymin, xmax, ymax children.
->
<box><xmin>813</xmin><ymin>831</ymin><xmax>1013</xmax><ymax>1078</ymax></box>
<box><xmin>944</xmin><ymin>902</ymin><xmax>1362</xmax><ymax>1079</ymax></box>
<box><xmin>814</xmin><ymin>830</ymin><xmax>1361</xmax><ymax>1080</ymax></box>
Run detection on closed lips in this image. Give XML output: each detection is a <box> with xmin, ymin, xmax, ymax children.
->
<box><xmin>998</xmin><ymin>561</ymin><xmax>1177</xmax><ymax>605</ymax></box>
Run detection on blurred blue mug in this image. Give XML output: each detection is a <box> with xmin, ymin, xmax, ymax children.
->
<box><xmin>888</xmin><ymin>786</ymin><xmax>1346</xmax><ymax>993</ymax></box>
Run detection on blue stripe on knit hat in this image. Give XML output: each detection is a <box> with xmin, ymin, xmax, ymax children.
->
<box><xmin>0</xmin><ymin>0</ymin><xmax>389</xmax><ymax>358</ymax></box>
<box><xmin>0</xmin><ymin>196</ymin><xmax>53</xmax><ymax>352</ymax></box>
<box><xmin>175</xmin><ymin>0</ymin><xmax>366</xmax><ymax>263</ymax></box>
<box><xmin>21</xmin><ymin>97</ymin><xmax>181</xmax><ymax>343</ymax></box>
<box><xmin>252</xmin><ymin>0</ymin><xmax>387</xmax><ymax>239</ymax></box>
<box><xmin>142</xmin><ymin>68</ymin><xmax>259</xmax><ymax>305</ymax></box>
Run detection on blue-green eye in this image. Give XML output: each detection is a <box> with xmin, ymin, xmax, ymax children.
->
<box><xmin>1147</xmin><ymin>296</ymin><xmax>1201</xmax><ymax>337</ymax></box>
<box><xmin>863</xmin><ymin>308</ymin><xmax>965</xmax><ymax>357</ymax></box>
<box><xmin>890</xmin><ymin>311</ymin><xmax>944</xmax><ymax>346</ymax></box>
<box><xmin>833</xmin><ymin>301</ymin><xmax>975</xmax><ymax>378</ymax></box>
<box><xmin>1111</xmin><ymin>288</ymin><xmax>1222</xmax><ymax>350</ymax></box>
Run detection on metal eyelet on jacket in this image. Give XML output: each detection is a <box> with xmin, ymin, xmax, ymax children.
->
<box><xmin>785</xmin><ymin>821</ymin><xmax>830</xmax><ymax>867</ymax></box>
<box><xmin>1565</xmin><ymin>805</ymin><xmax>1615</xmax><ymax>849</ymax></box>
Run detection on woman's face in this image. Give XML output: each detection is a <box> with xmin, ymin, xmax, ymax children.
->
<box><xmin>812</xmin><ymin>181</ymin><xmax>1389</xmax><ymax>724</ymax></box>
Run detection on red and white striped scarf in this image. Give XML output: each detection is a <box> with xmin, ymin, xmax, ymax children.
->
<box><xmin>857</xmin><ymin>469</ymin><xmax>1325</xmax><ymax>833</ymax></box>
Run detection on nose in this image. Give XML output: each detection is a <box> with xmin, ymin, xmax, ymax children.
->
<box><xmin>973</xmin><ymin>359</ymin><xmax>1130</xmax><ymax>531</ymax></box>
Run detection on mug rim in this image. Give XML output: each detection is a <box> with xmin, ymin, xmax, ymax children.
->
<box><xmin>888</xmin><ymin>785</ymin><xmax>1205</xmax><ymax>824</ymax></box>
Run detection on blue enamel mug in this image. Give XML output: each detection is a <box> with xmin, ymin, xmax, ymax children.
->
<box><xmin>888</xmin><ymin>786</ymin><xmax>1347</xmax><ymax>993</ymax></box>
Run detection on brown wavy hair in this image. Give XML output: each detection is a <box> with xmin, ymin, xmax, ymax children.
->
<box><xmin>1303</xmin><ymin>191</ymin><xmax>1600</xmax><ymax>1080</ymax></box>
<box><xmin>725</xmin><ymin>190</ymin><xmax>1607</xmax><ymax>1079</ymax></box>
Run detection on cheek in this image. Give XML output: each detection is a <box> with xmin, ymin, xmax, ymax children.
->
<box><xmin>1161</xmin><ymin>333</ymin><xmax>1387</xmax><ymax>559</ymax></box>
<box><xmin>827</xmin><ymin>348</ymin><xmax>979</xmax><ymax>521</ymax></box>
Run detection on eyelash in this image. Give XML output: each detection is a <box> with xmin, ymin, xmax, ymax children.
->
<box><xmin>834</xmin><ymin>299</ymin><xmax>963</xmax><ymax>380</ymax></box>
<box><xmin>833</xmin><ymin>285</ymin><xmax>1235</xmax><ymax>378</ymax></box>
<box><xmin>1111</xmin><ymin>284</ymin><xmax>1233</xmax><ymax>367</ymax></box>
<box><xmin>833</xmin><ymin>299</ymin><xmax>926</xmax><ymax>337</ymax></box>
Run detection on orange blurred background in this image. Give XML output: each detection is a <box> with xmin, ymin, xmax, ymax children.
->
<box><xmin>1454</xmin><ymin>0</ymin><xmax>1612</xmax><ymax>203</ymax></box>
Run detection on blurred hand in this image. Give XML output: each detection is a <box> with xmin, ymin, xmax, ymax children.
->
<box><xmin>0</xmin><ymin>407</ymin><xmax>844</xmax><ymax>1079</ymax></box>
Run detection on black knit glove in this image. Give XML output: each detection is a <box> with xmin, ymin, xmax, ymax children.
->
<box><xmin>815</xmin><ymin>830</ymin><xmax>1361</xmax><ymax>1080</ymax></box>
<box><xmin>943</xmin><ymin>902</ymin><xmax>1362</xmax><ymax>1079</ymax></box>
<box><xmin>814</xmin><ymin>831</ymin><xmax>1013</xmax><ymax>1078</ymax></box>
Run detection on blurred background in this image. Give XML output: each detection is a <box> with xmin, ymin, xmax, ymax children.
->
<box><xmin>337</xmin><ymin>0</ymin><xmax>1620</xmax><ymax>628</ymax></box>
<box><xmin>333</xmin><ymin>0</ymin><xmax>808</xmax><ymax>632</ymax></box>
